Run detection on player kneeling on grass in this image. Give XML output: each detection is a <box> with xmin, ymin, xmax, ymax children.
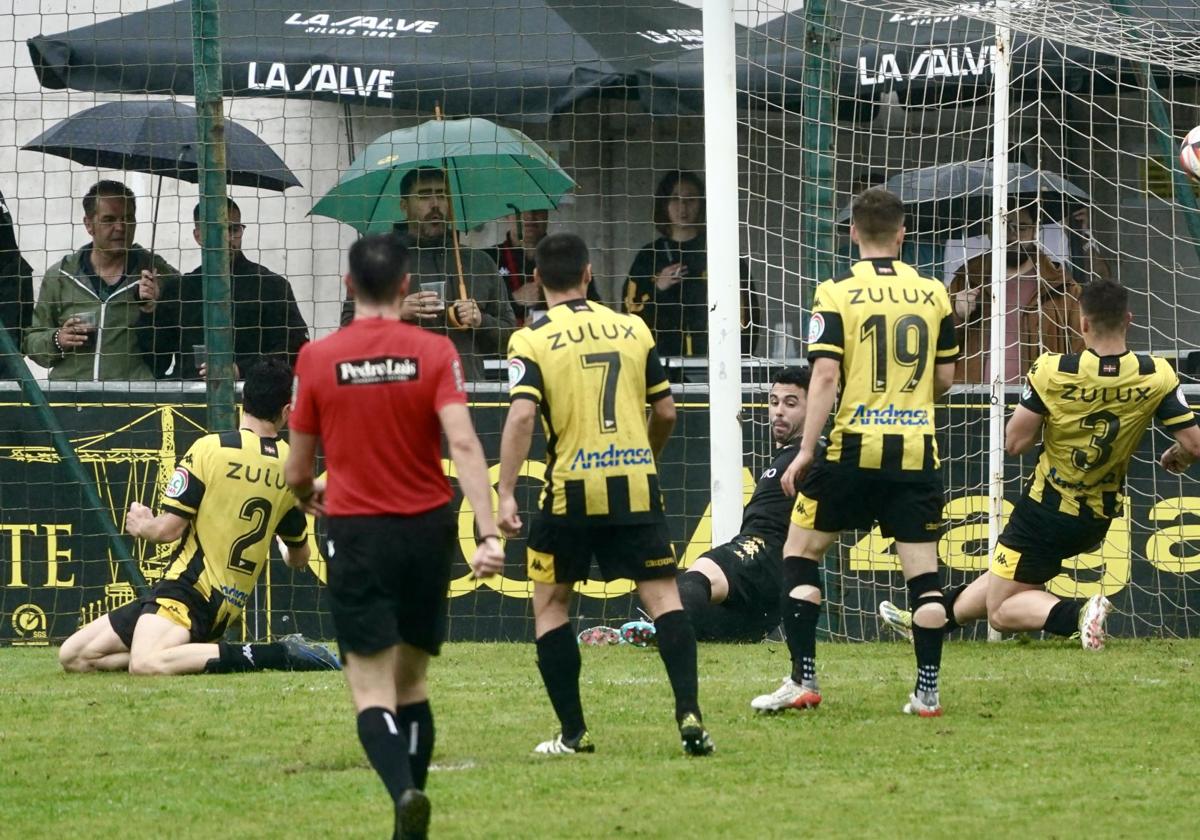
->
<box><xmin>498</xmin><ymin>232</ymin><xmax>713</xmax><ymax>757</ymax></box>
<box><xmin>879</xmin><ymin>278</ymin><xmax>1200</xmax><ymax>650</ymax></box>
<box><xmin>677</xmin><ymin>366</ymin><xmax>809</xmax><ymax>642</ymax></box>
<box><xmin>59</xmin><ymin>358</ymin><xmax>339</xmax><ymax>676</ymax></box>
<box><xmin>751</xmin><ymin>188</ymin><xmax>959</xmax><ymax>718</ymax></box>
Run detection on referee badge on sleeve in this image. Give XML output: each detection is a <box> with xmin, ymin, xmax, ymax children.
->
<box><xmin>508</xmin><ymin>358</ymin><xmax>527</xmax><ymax>391</ymax></box>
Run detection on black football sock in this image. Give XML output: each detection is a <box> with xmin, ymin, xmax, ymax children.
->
<box><xmin>780</xmin><ymin>556</ymin><xmax>821</xmax><ymax>686</ymax></box>
<box><xmin>536</xmin><ymin>623</ymin><xmax>587</xmax><ymax>740</ymax></box>
<box><xmin>1044</xmin><ymin>598</ymin><xmax>1087</xmax><ymax>637</ymax></box>
<box><xmin>396</xmin><ymin>701</ymin><xmax>435</xmax><ymax>790</ymax></box>
<box><xmin>677</xmin><ymin>571</ymin><xmax>714</xmax><ymax>613</ymax></box>
<box><xmin>202</xmin><ymin>641</ymin><xmax>289</xmax><ymax>673</ymax></box>
<box><xmin>357</xmin><ymin>707</ymin><xmax>414</xmax><ymax>802</ymax></box>
<box><xmin>653</xmin><ymin>609</ymin><xmax>701</xmax><ymax>723</ymax></box>
<box><xmin>943</xmin><ymin>584</ymin><xmax>968</xmax><ymax>633</ymax></box>
<box><xmin>912</xmin><ymin>625</ymin><xmax>944</xmax><ymax>696</ymax></box>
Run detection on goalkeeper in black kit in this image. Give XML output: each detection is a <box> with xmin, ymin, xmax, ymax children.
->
<box><xmin>677</xmin><ymin>367</ymin><xmax>810</xmax><ymax>641</ymax></box>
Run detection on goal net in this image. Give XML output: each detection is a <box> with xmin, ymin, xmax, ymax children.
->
<box><xmin>736</xmin><ymin>0</ymin><xmax>1200</xmax><ymax>639</ymax></box>
<box><xmin>1</xmin><ymin>0</ymin><xmax>1198</xmax><ymax>645</ymax></box>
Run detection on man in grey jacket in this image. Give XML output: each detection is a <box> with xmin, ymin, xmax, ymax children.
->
<box><xmin>24</xmin><ymin>180</ymin><xmax>178</xmax><ymax>381</ymax></box>
<box><xmin>340</xmin><ymin>167</ymin><xmax>515</xmax><ymax>381</ymax></box>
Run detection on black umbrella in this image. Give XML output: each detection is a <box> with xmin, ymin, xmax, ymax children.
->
<box><xmin>639</xmin><ymin>1</ymin><xmax>1200</xmax><ymax>117</ymax></box>
<box><xmin>836</xmin><ymin>161</ymin><xmax>1090</xmax><ymax>238</ymax></box>
<box><xmin>22</xmin><ymin>100</ymin><xmax>300</xmax><ymax>191</ymax></box>
<box><xmin>27</xmin><ymin>0</ymin><xmax>714</xmax><ymax>120</ymax></box>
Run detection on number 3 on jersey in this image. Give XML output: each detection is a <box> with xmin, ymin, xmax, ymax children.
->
<box><xmin>860</xmin><ymin>313</ymin><xmax>930</xmax><ymax>392</ymax></box>
<box><xmin>581</xmin><ymin>351</ymin><xmax>621</xmax><ymax>433</ymax></box>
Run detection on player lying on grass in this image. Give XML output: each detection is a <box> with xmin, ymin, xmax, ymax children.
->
<box><xmin>59</xmin><ymin>359</ymin><xmax>339</xmax><ymax>675</ymax></box>
<box><xmin>879</xmin><ymin>279</ymin><xmax>1200</xmax><ymax>650</ymax></box>
<box><xmin>676</xmin><ymin>366</ymin><xmax>809</xmax><ymax>642</ymax></box>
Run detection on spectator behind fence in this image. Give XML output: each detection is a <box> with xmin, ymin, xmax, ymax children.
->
<box><xmin>942</xmin><ymin>205</ymin><xmax>1112</xmax><ymax>287</ymax></box>
<box><xmin>623</xmin><ymin>170</ymin><xmax>759</xmax><ymax>359</ymax></box>
<box><xmin>159</xmin><ymin>199</ymin><xmax>309</xmax><ymax>380</ymax></box>
<box><xmin>486</xmin><ymin>208</ymin><xmax>599</xmax><ymax>326</ymax></box>
<box><xmin>949</xmin><ymin>205</ymin><xmax>1083</xmax><ymax>384</ymax></box>
<box><xmin>24</xmin><ymin>180</ymin><xmax>178</xmax><ymax>381</ymax></box>
<box><xmin>0</xmin><ymin>190</ymin><xmax>33</xmax><ymax>378</ymax></box>
<box><xmin>341</xmin><ymin>167</ymin><xmax>515</xmax><ymax>380</ymax></box>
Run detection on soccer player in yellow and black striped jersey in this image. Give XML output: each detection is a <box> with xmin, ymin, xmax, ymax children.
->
<box><xmin>750</xmin><ymin>188</ymin><xmax>958</xmax><ymax>718</ymax></box>
<box><xmin>498</xmin><ymin>232</ymin><xmax>713</xmax><ymax>757</ymax></box>
<box><xmin>881</xmin><ymin>278</ymin><xmax>1200</xmax><ymax>652</ymax></box>
<box><xmin>59</xmin><ymin>359</ymin><xmax>339</xmax><ymax>675</ymax></box>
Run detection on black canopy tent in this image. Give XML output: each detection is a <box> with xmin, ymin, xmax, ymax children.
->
<box><xmin>27</xmin><ymin>0</ymin><xmax>714</xmax><ymax>120</ymax></box>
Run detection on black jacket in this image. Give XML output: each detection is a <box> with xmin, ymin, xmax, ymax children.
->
<box><xmin>0</xmin><ymin>192</ymin><xmax>33</xmax><ymax>379</ymax></box>
<box><xmin>166</xmin><ymin>253</ymin><xmax>309</xmax><ymax>378</ymax></box>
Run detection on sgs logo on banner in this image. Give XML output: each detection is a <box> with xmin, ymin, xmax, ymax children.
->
<box><xmin>10</xmin><ymin>603</ymin><xmax>49</xmax><ymax>646</ymax></box>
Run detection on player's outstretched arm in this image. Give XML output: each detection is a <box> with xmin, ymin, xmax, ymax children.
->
<box><xmin>1004</xmin><ymin>405</ymin><xmax>1045</xmax><ymax>456</ymax></box>
<box><xmin>440</xmin><ymin>402</ymin><xmax>504</xmax><ymax>577</ymax></box>
<box><xmin>282</xmin><ymin>538</ymin><xmax>311</xmax><ymax>571</ymax></box>
<box><xmin>647</xmin><ymin>393</ymin><xmax>677</xmax><ymax>460</ymax></box>
<box><xmin>124</xmin><ymin>502</ymin><xmax>187</xmax><ymax>544</ymax></box>
<box><xmin>781</xmin><ymin>357</ymin><xmax>838</xmax><ymax>496</ymax></box>
<box><xmin>284</xmin><ymin>431</ymin><xmax>325</xmax><ymax>515</ymax></box>
<box><xmin>1161</xmin><ymin>425</ymin><xmax>1200</xmax><ymax>473</ymax></box>
<box><xmin>497</xmin><ymin>398</ymin><xmax>537</xmax><ymax>539</ymax></box>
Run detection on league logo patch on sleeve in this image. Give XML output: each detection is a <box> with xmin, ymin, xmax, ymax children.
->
<box><xmin>807</xmin><ymin>313</ymin><xmax>825</xmax><ymax>344</ymax></box>
<box><xmin>165</xmin><ymin>467</ymin><xmax>190</xmax><ymax>499</ymax></box>
<box><xmin>451</xmin><ymin>358</ymin><xmax>466</xmax><ymax>393</ymax></box>
<box><xmin>508</xmin><ymin>358</ymin><xmax>527</xmax><ymax>391</ymax></box>
<box><xmin>1022</xmin><ymin>383</ymin><xmax>1033</xmax><ymax>402</ymax></box>
<box><xmin>1177</xmin><ymin>385</ymin><xmax>1189</xmax><ymax>409</ymax></box>
<box><xmin>291</xmin><ymin>374</ymin><xmax>300</xmax><ymax>410</ymax></box>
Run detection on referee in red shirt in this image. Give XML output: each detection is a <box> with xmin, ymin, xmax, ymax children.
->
<box><xmin>285</xmin><ymin>233</ymin><xmax>504</xmax><ymax>840</ymax></box>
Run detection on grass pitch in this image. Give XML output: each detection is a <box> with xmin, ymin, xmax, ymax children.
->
<box><xmin>2</xmin><ymin>639</ymin><xmax>1197</xmax><ymax>838</ymax></box>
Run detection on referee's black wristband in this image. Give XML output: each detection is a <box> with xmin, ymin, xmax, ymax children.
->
<box><xmin>479</xmin><ymin>534</ymin><xmax>501</xmax><ymax>542</ymax></box>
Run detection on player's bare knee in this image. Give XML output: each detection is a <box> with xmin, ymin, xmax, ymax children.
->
<box><xmin>907</xmin><ymin>571</ymin><xmax>946</xmax><ymax>629</ymax></box>
<box><xmin>58</xmin><ymin>645</ymin><xmax>87</xmax><ymax>673</ymax></box>
<box><xmin>128</xmin><ymin>653</ymin><xmax>167</xmax><ymax>676</ymax></box>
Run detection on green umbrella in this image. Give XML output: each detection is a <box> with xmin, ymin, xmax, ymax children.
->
<box><xmin>310</xmin><ymin>117</ymin><xmax>575</xmax><ymax>236</ymax></box>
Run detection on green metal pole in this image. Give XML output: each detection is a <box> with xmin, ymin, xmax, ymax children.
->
<box><xmin>0</xmin><ymin>318</ymin><xmax>147</xmax><ymax>593</ymax></box>
<box><xmin>800</xmin><ymin>0</ymin><xmax>839</xmax><ymax>637</ymax></box>
<box><xmin>1107</xmin><ymin>0</ymin><xmax>1200</xmax><ymax>261</ymax></box>
<box><xmin>191</xmin><ymin>0</ymin><xmax>235</xmax><ymax>431</ymax></box>
<box><xmin>800</xmin><ymin>0</ymin><xmax>837</xmax><ymax>315</ymax></box>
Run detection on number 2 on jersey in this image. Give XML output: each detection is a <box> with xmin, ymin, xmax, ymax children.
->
<box><xmin>581</xmin><ymin>351</ymin><xmax>621</xmax><ymax>433</ymax></box>
<box><xmin>860</xmin><ymin>314</ymin><xmax>929</xmax><ymax>392</ymax></box>
<box><xmin>228</xmin><ymin>496</ymin><xmax>272</xmax><ymax>574</ymax></box>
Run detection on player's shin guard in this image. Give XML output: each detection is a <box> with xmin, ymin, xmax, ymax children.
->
<box><xmin>357</xmin><ymin>707</ymin><xmax>414</xmax><ymax>802</ymax></box>
<box><xmin>396</xmin><ymin>700</ymin><xmax>435</xmax><ymax>790</ymax></box>
<box><xmin>654</xmin><ymin>609</ymin><xmax>701</xmax><ymax>723</ymax></box>
<box><xmin>536</xmin><ymin>623</ymin><xmax>587</xmax><ymax>741</ymax></box>
<box><xmin>677</xmin><ymin>571</ymin><xmax>714</xmax><ymax>613</ymax></box>
<box><xmin>1044</xmin><ymin>598</ymin><xmax>1088</xmax><ymax>637</ymax></box>
<box><xmin>202</xmin><ymin>641</ymin><xmax>289</xmax><ymax>673</ymax></box>
<box><xmin>907</xmin><ymin>572</ymin><xmax>947</xmax><ymax>697</ymax></box>
<box><xmin>781</xmin><ymin>557</ymin><xmax>821</xmax><ymax>686</ymax></box>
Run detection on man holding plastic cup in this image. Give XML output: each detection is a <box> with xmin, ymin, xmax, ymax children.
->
<box><xmin>340</xmin><ymin>167</ymin><xmax>516</xmax><ymax>381</ymax></box>
<box><xmin>24</xmin><ymin>180</ymin><xmax>178</xmax><ymax>381</ymax></box>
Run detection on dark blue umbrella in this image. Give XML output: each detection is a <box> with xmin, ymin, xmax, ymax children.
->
<box><xmin>836</xmin><ymin>161</ymin><xmax>1090</xmax><ymax>238</ymax></box>
<box><xmin>22</xmin><ymin>99</ymin><xmax>300</xmax><ymax>192</ymax></box>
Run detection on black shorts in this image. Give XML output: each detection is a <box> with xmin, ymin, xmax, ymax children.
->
<box><xmin>325</xmin><ymin>506</ymin><xmax>456</xmax><ymax>657</ymax></box>
<box><xmin>790</xmin><ymin>461</ymin><xmax>944</xmax><ymax>542</ymax></box>
<box><xmin>992</xmin><ymin>496</ymin><xmax>1113</xmax><ymax>585</ymax></box>
<box><xmin>108</xmin><ymin>580</ymin><xmax>227</xmax><ymax>648</ymax></box>
<box><xmin>699</xmin><ymin>535</ymin><xmax>782</xmax><ymax>620</ymax></box>
<box><xmin>526</xmin><ymin>514</ymin><xmax>676</xmax><ymax>584</ymax></box>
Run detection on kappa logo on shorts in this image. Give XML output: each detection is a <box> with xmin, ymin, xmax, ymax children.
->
<box><xmin>529</xmin><ymin>556</ymin><xmax>545</xmax><ymax>571</ymax></box>
<box><xmin>336</xmin><ymin>356</ymin><xmax>419</xmax><ymax>385</ymax></box>
<box><xmin>994</xmin><ymin>550</ymin><xmax>1011</xmax><ymax>567</ymax></box>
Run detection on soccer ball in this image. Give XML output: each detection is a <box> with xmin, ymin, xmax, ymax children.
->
<box><xmin>1181</xmin><ymin>125</ymin><xmax>1200</xmax><ymax>179</ymax></box>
